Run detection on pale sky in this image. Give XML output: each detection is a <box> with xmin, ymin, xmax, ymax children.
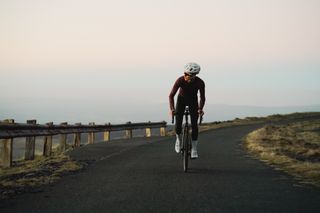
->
<box><xmin>1</xmin><ymin>0</ymin><xmax>320</xmax><ymax>123</ymax></box>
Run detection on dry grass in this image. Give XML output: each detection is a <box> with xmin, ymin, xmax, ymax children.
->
<box><xmin>244</xmin><ymin>119</ymin><xmax>320</xmax><ymax>187</ymax></box>
<box><xmin>0</xmin><ymin>154</ymin><xmax>83</xmax><ymax>199</ymax></box>
<box><xmin>199</xmin><ymin>118</ymin><xmax>264</xmax><ymax>132</ymax></box>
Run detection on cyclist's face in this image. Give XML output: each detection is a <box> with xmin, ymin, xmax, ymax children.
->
<box><xmin>184</xmin><ymin>73</ymin><xmax>196</xmax><ymax>83</ymax></box>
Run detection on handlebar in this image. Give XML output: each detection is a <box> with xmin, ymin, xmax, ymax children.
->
<box><xmin>171</xmin><ymin>112</ymin><xmax>203</xmax><ymax>125</ymax></box>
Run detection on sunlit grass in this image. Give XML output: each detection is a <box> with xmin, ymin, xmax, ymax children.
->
<box><xmin>0</xmin><ymin>154</ymin><xmax>83</xmax><ymax>199</ymax></box>
<box><xmin>244</xmin><ymin>119</ymin><xmax>320</xmax><ymax>187</ymax></box>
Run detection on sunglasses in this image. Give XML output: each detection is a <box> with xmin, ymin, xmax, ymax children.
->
<box><xmin>184</xmin><ymin>73</ymin><xmax>196</xmax><ymax>77</ymax></box>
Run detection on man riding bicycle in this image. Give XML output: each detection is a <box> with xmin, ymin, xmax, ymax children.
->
<box><xmin>169</xmin><ymin>62</ymin><xmax>206</xmax><ymax>159</ymax></box>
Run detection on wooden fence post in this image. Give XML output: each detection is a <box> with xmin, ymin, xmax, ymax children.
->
<box><xmin>74</xmin><ymin>123</ymin><xmax>81</xmax><ymax>148</ymax></box>
<box><xmin>104</xmin><ymin>131</ymin><xmax>110</xmax><ymax>142</ymax></box>
<box><xmin>59</xmin><ymin>122</ymin><xmax>68</xmax><ymax>152</ymax></box>
<box><xmin>125</xmin><ymin>122</ymin><xmax>133</xmax><ymax>139</ymax></box>
<box><xmin>146</xmin><ymin>128</ymin><xmax>152</xmax><ymax>137</ymax></box>
<box><xmin>145</xmin><ymin>121</ymin><xmax>152</xmax><ymax>137</ymax></box>
<box><xmin>88</xmin><ymin>122</ymin><xmax>95</xmax><ymax>144</ymax></box>
<box><xmin>103</xmin><ymin>123</ymin><xmax>111</xmax><ymax>142</ymax></box>
<box><xmin>43</xmin><ymin>122</ymin><xmax>53</xmax><ymax>157</ymax></box>
<box><xmin>160</xmin><ymin>126</ymin><xmax>166</xmax><ymax>137</ymax></box>
<box><xmin>25</xmin><ymin>120</ymin><xmax>37</xmax><ymax>160</ymax></box>
<box><xmin>0</xmin><ymin>119</ymin><xmax>14</xmax><ymax>168</ymax></box>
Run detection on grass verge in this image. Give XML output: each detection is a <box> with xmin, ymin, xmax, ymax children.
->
<box><xmin>244</xmin><ymin>119</ymin><xmax>320</xmax><ymax>187</ymax></box>
<box><xmin>0</xmin><ymin>154</ymin><xmax>83</xmax><ymax>200</ymax></box>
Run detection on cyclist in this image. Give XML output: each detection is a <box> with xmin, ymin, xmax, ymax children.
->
<box><xmin>169</xmin><ymin>62</ymin><xmax>206</xmax><ymax>159</ymax></box>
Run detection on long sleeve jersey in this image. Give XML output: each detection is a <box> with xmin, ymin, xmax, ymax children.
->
<box><xmin>169</xmin><ymin>76</ymin><xmax>206</xmax><ymax>110</ymax></box>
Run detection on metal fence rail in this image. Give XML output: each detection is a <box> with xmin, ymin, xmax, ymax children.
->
<box><xmin>0</xmin><ymin>119</ymin><xmax>167</xmax><ymax>168</ymax></box>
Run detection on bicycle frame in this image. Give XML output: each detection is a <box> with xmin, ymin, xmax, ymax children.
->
<box><xmin>171</xmin><ymin>108</ymin><xmax>203</xmax><ymax>125</ymax></box>
<box><xmin>172</xmin><ymin>106</ymin><xmax>203</xmax><ymax>172</ymax></box>
<box><xmin>182</xmin><ymin>106</ymin><xmax>191</xmax><ymax>172</ymax></box>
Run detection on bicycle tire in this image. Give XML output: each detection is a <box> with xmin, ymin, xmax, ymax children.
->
<box><xmin>183</xmin><ymin>125</ymin><xmax>189</xmax><ymax>172</ymax></box>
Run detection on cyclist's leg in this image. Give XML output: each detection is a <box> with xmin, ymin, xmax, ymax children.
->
<box><xmin>189</xmin><ymin>103</ymin><xmax>199</xmax><ymax>158</ymax></box>
<box><xmin>175</xmin><ymin>96</ymin><xmax>186</xmax><ymax>135</ymax></box>
<box><xmin>175</xmin><ymin>96</ymin><xmax>185</xmax><ymax>153</ymax></box>
<box><xmin>189</xmin><ymin>104</ymin><xmax>199</xmax><ymax>140</ymax></box>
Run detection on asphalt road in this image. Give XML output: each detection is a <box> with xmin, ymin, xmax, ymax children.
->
<box><xmin>1</xmin><ymin>124</ymin><xmax>320</xmax><ymax>213</ymax></box>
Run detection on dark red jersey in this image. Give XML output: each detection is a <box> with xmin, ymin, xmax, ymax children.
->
<box><xmin>169</xmin><ymin>76</ymin><xmax>206</xmax><ymax>110</ymax></box>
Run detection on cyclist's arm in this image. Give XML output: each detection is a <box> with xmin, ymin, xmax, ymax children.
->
<box><xmin>199</xmin><ymin>81</ymin><xmax>206</xmax><ymax>110</ymax></box>
<box><xmin>169</xmin><ymin>78</ymin><xmax>180</xmax><ymax>111</ymax></box>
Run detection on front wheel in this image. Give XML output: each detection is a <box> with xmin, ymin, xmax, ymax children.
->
<box><xmin>182</xmin><ymin>126</ymin><xmax>189</xmax><ymax>172</ymax></box>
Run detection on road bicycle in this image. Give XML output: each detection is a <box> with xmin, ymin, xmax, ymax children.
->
<box><xmin>172</xmin><ymin>106</ymin><xmax>203</xmax><ymax>172</ymax></box>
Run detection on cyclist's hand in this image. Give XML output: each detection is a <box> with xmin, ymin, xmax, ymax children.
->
<box><xmin>170</xmin><ymin>109</ymin><xmax>176</xmax><ymax>116</ymax></box>
<box><xmin>198</xmin><ymin>109</ymin><xmax>204</xmax><ymax>117</ymax></box>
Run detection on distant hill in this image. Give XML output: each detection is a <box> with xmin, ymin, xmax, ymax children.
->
<box><xmin>203</xmin><ymin>104</ymin><xmax>320</xmax><ymax>122</ymax></box>
<box><xmin>1</xmin><ymin>102</ymin><xmax>320</xmax><ymax>124</ymax></box>
<box><xmin>120</xmin><ymin>103</ymin><xmax>320</xmax><ymax>124</ymax></box>
<box><xmin>153</xmin><ymin>104</ymin><xmax>320</xmax><ymax>123</ymax></box>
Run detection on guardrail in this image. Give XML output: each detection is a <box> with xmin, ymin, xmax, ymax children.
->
<box><xmin>0</xmin><ymin>119</ymin><xmax>167</xmax><ymax>168</ymax></box>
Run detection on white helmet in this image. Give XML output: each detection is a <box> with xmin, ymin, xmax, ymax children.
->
<box><xmin>184</xmin><ymin>62</ymin><xmax>200</xmax><ymax>75</ymax></box>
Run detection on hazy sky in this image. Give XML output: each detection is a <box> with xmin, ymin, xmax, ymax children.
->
<box><xmin>1</xmin><ymin>0</ymin><xmax>320</xmax><ymax>123</ymax></box>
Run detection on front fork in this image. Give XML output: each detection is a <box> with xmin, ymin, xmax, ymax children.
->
<box><xmin>181</xmin><ymin>126</ymin><xmax>191</xmax><ymax>156</ymax></box>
